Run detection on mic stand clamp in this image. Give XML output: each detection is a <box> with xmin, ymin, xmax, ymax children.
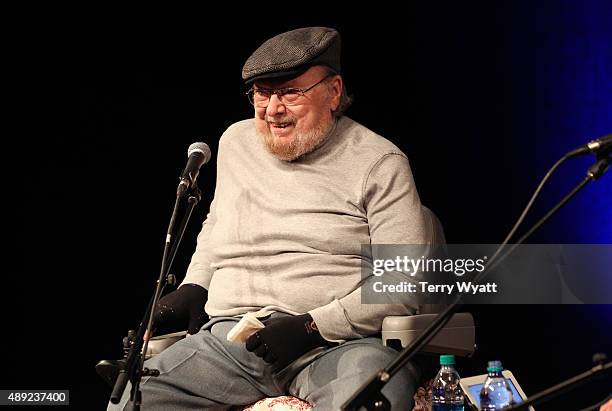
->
<box><xmin>587</xmin><ymin>151</ymin><xmax>611</xmax><ymax>180</ymax></box>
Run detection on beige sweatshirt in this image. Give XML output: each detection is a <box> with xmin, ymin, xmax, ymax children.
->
<box><xmin>181</xmin><ymin>116</ymin><xmax>432</xmax><ymax>341</ymax></box>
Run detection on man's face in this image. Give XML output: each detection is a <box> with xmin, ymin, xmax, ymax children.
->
<box><xmin>253</xmin><ymin>66</ymin><xmax>342</xmax><ymax>161</ymax></box>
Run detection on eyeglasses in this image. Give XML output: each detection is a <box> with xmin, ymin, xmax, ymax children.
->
<box><xmin>246</xmin><ymin>74</ymin><xmax>333</xmax><ymax>107</ymax></box>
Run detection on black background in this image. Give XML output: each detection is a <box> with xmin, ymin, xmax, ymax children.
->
<box><xmin>7</xmin><ymin>3</ymin><xmax>611</xmax><ymax>410</ymax></box>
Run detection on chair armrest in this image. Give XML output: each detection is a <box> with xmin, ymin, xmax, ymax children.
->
<box><xmin>382</xmin><ymin>313</ymin><xmax>475</xmax><ymax>357</ymax></box>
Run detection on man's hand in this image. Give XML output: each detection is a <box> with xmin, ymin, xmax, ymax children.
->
<box><xmin>245</xmin><ymin>314</ymin><xmax>331</xmax><ymax>370</ymax></box>
<box><xmin>152</xmin><ymin>284</ymin><xmax>209</xmax><ymax>336</ymax></box>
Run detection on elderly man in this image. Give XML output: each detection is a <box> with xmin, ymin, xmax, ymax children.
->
<box><xmin>109</xmin><ymin>27</ymin><xmax>433</xmax><ymax>410</ymax></box>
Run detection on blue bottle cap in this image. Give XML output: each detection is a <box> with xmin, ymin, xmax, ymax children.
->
<box><xmin>487</xmin><ymin>360</ymin><xmax>503</xmax><ymax>372</ymax></box>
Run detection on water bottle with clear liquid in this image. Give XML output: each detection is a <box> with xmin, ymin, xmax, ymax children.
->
<box><xmin>479</xmin><ymin>360</ymin><xmax>513</xmax><ymax>410</ymax></box>
<box><xmin>432</xmin><ymin>354</ymin><xmax>465</xmax><ymax>411</ymax></box>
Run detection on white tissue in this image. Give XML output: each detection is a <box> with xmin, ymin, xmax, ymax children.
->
<box><xmin>227</xmin><ymin>312</ymin><xmax>265</xmax><ymax>343</ymax></box>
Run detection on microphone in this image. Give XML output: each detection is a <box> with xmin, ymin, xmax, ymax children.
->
<box><xmin>177</xmin><ymin>142</ymin><xmax>212</xmax><ymax>197</ymax></box>
<box><xmin>567</xmin><ymin>133</ymin><xmax>612</xmax><ymax>158</ymax></box>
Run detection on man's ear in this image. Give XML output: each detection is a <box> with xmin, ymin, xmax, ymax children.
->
<box><xmin>329</xmin><ymin>75</ymin><xmax>343</xmax><ymax>112</ymax></box>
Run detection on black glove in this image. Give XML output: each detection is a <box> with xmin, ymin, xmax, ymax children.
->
<box><xmin>153</xmin><ymin>284</ymin><xmax>209</xmax><ymax>336</ymax></box>
<box><xmin>245</xmin><ymin>314</ymin><xmax>331</xmax><ymax>370</ymax></box>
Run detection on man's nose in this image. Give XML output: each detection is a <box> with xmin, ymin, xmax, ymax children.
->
<box><xmin>266</xmin><ymin>94</ymin><xmax>286</xmax><ymax>116</ymax></box>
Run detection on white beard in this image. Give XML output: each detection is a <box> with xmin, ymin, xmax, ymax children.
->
<box><xmin>256</xmin><ymin>118</ymin><xmax>333</xmax><ymax>161</ymax></box>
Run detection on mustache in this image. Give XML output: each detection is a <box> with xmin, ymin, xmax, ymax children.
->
<box><xmin>266</xmin><ymin>116</ymin><xmax>297</xmax><ymax>125</ymax></box>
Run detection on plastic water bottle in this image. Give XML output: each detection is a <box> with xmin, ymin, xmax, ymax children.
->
<box><xmin>479</xmin><ymin>360</ymin><xmax>513</xmax><ymax>410</ymax></box>
<box><xmin>432</xmin><ymin>354</ymin><xmax>465</xmax><ymax>411</ymax></box>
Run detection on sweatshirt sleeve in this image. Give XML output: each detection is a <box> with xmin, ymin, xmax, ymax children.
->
<box><xmin>180</xmin><ymin>127</ymin><xmax>230</xmax><ymax>290</ymax></box>
<box><xmin>180</xmin><ymin>196</ymin><xmax>217</xmax><ymax>290</ymax></box>
<box><xmin>309</xmin><ymin>153</ymin><xmax>433</xmax><ymax>341</ymax></box>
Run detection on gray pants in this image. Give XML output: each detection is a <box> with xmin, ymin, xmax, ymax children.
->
<box><xmin>108</xmin><ymin>318</ymin><xmax>420</xmax><ymax>410</ymax></box>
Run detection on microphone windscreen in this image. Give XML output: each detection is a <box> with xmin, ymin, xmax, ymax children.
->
<box><xmin>188</xmin><ymin>142</ymin><xmax>212</xmax><ymax>164</ymax></box>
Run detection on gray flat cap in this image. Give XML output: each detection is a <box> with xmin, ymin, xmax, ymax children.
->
<box><xmin>242</xmin><ymin>27</ymin><xmax>341</xmax><ymax>84</ymax></box>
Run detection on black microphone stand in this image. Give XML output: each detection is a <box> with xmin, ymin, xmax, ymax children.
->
<box><xmin>502</xmin><ymin>353</ymin><xmax>611</xmax><ymax>410</ymax></box>
<box><xmin>110</xmin><ymin>184</ymin><xmax>202</xmax><ymax>410</ymax></box>
<box><xmin>340</xmin><ymin>152</ymin><xmax>611</xmax><ymax>410</ymax></box>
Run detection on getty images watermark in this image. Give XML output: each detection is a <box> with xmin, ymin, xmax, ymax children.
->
<box><xmin>372</xmin><ymin>253</ymin><xmax>497</xmax><ymax>295</ymax></box>
<box><xmin>361</xmin><ymin>244</ymin><xmax>612</xmax><ymax>304</ymax></box>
